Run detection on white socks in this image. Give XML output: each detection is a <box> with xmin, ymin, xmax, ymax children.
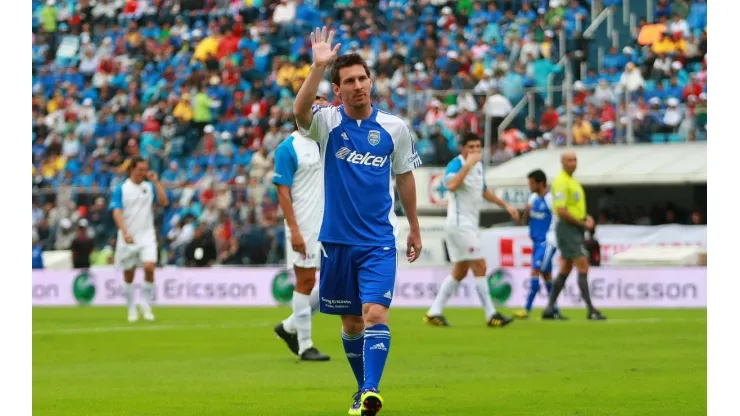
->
<box><xmin>292</xmin><ymin>292</ymin><xmax>313</xmax><ymax>354</ymax></box>
<box><xmin>428</xmin><ymin>275</ymin><xmax>460</xmax><ymax>316</ymax></box>
<box><xmin>124</xmin><ymin>281</ymin><xmax>155</xmax><ymax>314</ymax></box>
<box><xmin>282</xmin><ymin>285</ymin><xmax>320</xmax><ymax>354</ymax></box>
<box><xmin>474</xmin><ymin>276</ymin><xmax>497</xmax><ymax>320</ymax></box>
<box><xmin>140</xmin><ymin>282</ymin><xmax>155</xmax><ymax>312</ymax></box>
<box><xmin>309</xmin><ymin>284</ymin><xmax>319</xmax><ymax>312</ymax></box>
<box><xmin>123</xmin><ymin>282</ymin><xmax>135</xmax><ymax>311</ymax></box>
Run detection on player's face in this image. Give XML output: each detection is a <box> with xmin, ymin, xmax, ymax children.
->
<box><xmin>314</xmin><ymin>97</ymin><xmax>329</xmax><ymax>106</ymax></box>
<box><xmin>461</xmin><ymin>140</ymin><xmax>482</xmax><ymax>158</ymax></box>
<box><xmin>334</xmin><ymin>65</ymin><xmax>372</xmax><ymax>108</ymax></box>
<box><xmin>528</xmin><ymin>177</ymin><xmax>539</xmax><ymax>193</ymax></box>
<box><xmin>130</xmin><ymin>161</ymin><xmax>148</xmax><ymax>183</ymax></box>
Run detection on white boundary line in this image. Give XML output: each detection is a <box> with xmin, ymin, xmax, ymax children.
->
<box><xmin>33</xmin><ymin>322</ymin><xmax>271</xmax><ymax>336</ymax></box>
<box><xmin>32</xmin><ymin>317</ymin><xmax>706</xmax><ymax>336</ymax></box>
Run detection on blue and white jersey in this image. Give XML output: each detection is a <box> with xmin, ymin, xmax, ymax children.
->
<box><xmin>445</xmin><ymin>155</ymin><xmax>485</xmax><ymax>230</ymax></box>
<box><xmin>108</xmin><ymin>178</ymin><xmax>158</xmax><ymax>238</ymax></box>
<box><xmin>528</xmin><ymin>191</ymin><xmax>554</xmax><ymax>243</ymax></box>
<box><xmin>299</xmin><ymin>104</ymin><xmax>421</xmax><ymax>247</ymax></box>
<box><xmin>272</xmin><ymin>130</ymin><xmax>324</xmax><ymax>235</ymax></box>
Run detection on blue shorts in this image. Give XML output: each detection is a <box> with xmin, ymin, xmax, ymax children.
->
<box><xmin>319</xmin><ymin>243</ymin><xmax>397</xmax><ymax>316</ymax></box>
<box><xmin>532</xmin><ymin>241</ymin><xmax>557</xmax><ymax>274</ymax></box>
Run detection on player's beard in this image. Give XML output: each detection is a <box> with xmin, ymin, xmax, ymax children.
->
<box><xmin>348</xmin><ymin>91</ymin><xmax>370</xmax><ymax>107</ymax></box>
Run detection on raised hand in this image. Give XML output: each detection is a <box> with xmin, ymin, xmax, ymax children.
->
<box><xmin>310</xmin><ymin>26</ymin><xmax>341</xmax><ymax>68</ymax></box>
<box><xmin>465</xmin><ymin>150</ymin><xmax>482</xmax><ymax>166</ymax></box>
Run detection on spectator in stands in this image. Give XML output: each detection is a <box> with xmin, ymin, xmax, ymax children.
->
<box><xmin>572</xmin><ymin>113</ymin><xmax>595</xmax><ymax>145</ymax></box>
<box><xmin>540</xmin><ymin>104</ymin><xmax>560</xmax><ymax>132</ymax></box>
<box><xmin>662</xmin><ymin>97</ymin><xmax>683</xmax><ymax>133</ymax></box>
<box><xmin>30</xmin><ymin>0</ymin><xmax>708</xmax><ymax>266</ymax></box>
<box><xmin>185</xmin><ymin>223</ymin><xmax>218</xmax><ymax>267</ymax></box>
<box><xmin>491</xmin><ymin>140</ymin><xmax>515</xmax><ymax>165</ymax></box>
<box><xmin>483</xmin><ymin>89</ymin><xmax>512</xmax><ymax>144</ymax></box>
<box><xmin>690</xmin><ymin>209</ymin><xmax>705</xmax><ymax>225</ymax></box>
<box><xmin>619</xmin><ymin>62</ymin><xmax>645</xmax><ymax>93</ymax></box>
<box><xmin>33</xmin><ymin>234</ymin><xmax>45</xmax><ymax>270</ymax></box>
<box><xmin>70</xmin><ymin>219</ymin><xmax>94</xmax><ymax>269</ymax></box>
<box><xmin>668</xmin><ymin>12</ymin><xmax>691</xmax><ymax>39</ymax></box>
<box><xmin>592</xmin><ymin>79</ymin><xmax>616</xmax><ymax>108</ymax></box>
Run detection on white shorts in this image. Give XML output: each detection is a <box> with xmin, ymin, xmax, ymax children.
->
<box><xmin>445</xmin><ymin>227</ymin><xmax>483</xmax><ymax>263</ymax></box>
<box><xmin>115</xmin><ymin>234</ymin><xmax>158</xmax><ymax>271</ymax></box>
<box><xmin>285</xmin><ymin>228</ymin><xmax>321</xmax><ymax>270</ymax></box>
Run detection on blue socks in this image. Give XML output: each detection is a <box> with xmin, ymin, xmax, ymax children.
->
<box><xmin>526</xmin><ymin>277</ymin><xmax>560</xmax><ymax>313</ymax></box>
<box><xmin>342</xmin><ymin>331</ymin><xmax>365</xmax><ymax>390</ymax></box>
<box><xmin>362</xmin><ymin>324</ymin><xmax>391</xmax><ymax>391</ymax></box>
<box><xmin>525</xmin><ymin>277</ymin><xmax>541</xmax><ymax>312</ymax></box>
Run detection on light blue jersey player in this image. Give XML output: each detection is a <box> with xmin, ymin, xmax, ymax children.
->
<box><xmin>293</xmin><ymin>27</ymin><xmax>422</xmax><ymax>416</ymax></box>
<box><xmin>108</xmin><ymin>157</ymin><xmax>168</xmax><ymax>323</ymax></box>
<box><xmin>514</xmin><ymin>169</ymin><xmax>559</xmax><ymax>319</ymax></box>
<box><xmin>272</xmin><ymin>96</ymin><xmax>331</xmax><ymax>363</ymax></box>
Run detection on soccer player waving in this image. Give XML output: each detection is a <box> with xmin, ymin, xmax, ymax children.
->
<box><xmin>293</xmin><ymin>27</ymin><xmax>423</xmax><ymax>416</ymax></box>
<box><xmin>425</xmin><ymin>133</ymin><xmax>518</xmax><ymax>328</ymax></box>
<box><xmin>272</xmin><ymin>95</ymin><xmax>332</xmax><ymax>362</ymax></box>
<box><xmin>109</xmin><ymin>157</ymin><xmax>168</xmax><ymax>322</ymax></box>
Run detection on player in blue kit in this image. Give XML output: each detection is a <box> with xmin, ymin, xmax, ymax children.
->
<box><xmin>293</xmin><ymin>27</ymin><xmax>423</xmax><ymax>416</ymax></box>
<box><xmin>514</xmin><ymin>170</ymin><xmax>562</xmax><ymax>319</ymax></box>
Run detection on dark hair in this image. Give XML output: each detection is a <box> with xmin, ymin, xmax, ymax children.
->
<box><xmin>330</xmin><ymin>53</ymin><xmax>371</xmax><ymax>85</ymax></box>
<box><xmin>460</xmin><ymin>132</ymin><xmax>482</xmax><ymax>147</ymax></box>
<box><xmin>128</xmin><ymin>156</ymin><xmax>146</xmax><ymax>173</ymax></box>
<box><xmin>527</xmin><ymin>169</ymin><xmax>547</xmax><ymax>184</ymax></box>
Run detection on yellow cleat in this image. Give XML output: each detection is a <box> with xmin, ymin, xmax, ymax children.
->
<box><xmin>513</xmin><ymin>309</ymin><xmax>530</xmax><ymax>319</ymax></box>
<box><xmin>360</xmin><ymin>390</ymin><xmax>384</xmax><ymax>416</ymax></box>
<box><xmin>423</xmin><ymin>314</ymin><xmax>450</xmax><ymax>327</ymax></box>
<box><xmin>487</xmin><ymin>312</ymin><xmax>514</xmax><ymax>327</ymax></box>
<box><xmin>348</xmin><ymin>392</ymin><xmax>361</xmax><ymax>415</ymax></box>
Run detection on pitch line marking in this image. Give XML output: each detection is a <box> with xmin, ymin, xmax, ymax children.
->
<box><xmin>32</xmin><ymin>321</ymin><xmax>271</xmax><ymax>336</ymax></box>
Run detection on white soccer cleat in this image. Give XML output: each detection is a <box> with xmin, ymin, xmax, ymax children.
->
<box><xmin>140</xmin><ymin>304</ymin><xmax>155</xmax><ymax>321</ymax></box>
<box><xmin>127</xmin><ymin>309</ymin><xmax>139</xmax><ymax>323</ymax></box>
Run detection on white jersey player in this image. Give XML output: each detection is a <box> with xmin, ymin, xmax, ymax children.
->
<box><xmin>425</xmin><ymin>133</ymin><xmax>519</xmax><ymax>327</ymax></box>
<box><xmin>273</xmin><ymin>96</ymin><xmax>331</xmax><ymax>362</ymax></box>
<box><xmin>109</xmin><ymin>157</ymin><xmax>168</xmax><ymax>322</ymax></box>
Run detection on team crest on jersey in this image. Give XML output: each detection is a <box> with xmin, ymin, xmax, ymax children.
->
<box><xmin>367</xmin><ymin>130</ymin><xmax>381</xmax><ymax>146</ymax></box>
<box><xmin>574</xmin><ymin>192</ymin><xmax>581</xmax><ymax>201</ymax></box>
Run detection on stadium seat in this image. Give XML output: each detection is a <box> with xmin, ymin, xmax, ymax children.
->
<box><xmin>667</xmin><ymin>133</ymin><xmax>684</xmax><ymax>143</ymax></box>
<box><xmin>30</xmin><ymin>0</ymin><xmax>708</xmax><ymax>269</ymax></box>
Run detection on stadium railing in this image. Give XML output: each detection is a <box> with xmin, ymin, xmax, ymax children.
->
<box><xmin>406</xmin><ymin>71</ymin><xmax>706</xmax><ymax>159</ymax></box>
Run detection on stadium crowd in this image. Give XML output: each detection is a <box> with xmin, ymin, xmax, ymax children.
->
<box><xmin>31</xmin><ymin>0</ymin><xmax>708</xmax><ymax>267</ymax></box>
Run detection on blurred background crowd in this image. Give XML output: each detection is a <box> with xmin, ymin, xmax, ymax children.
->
<box><xmin>31</xmin><ymin>0</ymin><xmax>708</xmax><ymax>268</ymax></box>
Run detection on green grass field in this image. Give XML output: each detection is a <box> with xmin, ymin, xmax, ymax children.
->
<box><xmin>33</xmin><ymin>307</ymin><xmax>706</xmax><ymax>416</ymax></box>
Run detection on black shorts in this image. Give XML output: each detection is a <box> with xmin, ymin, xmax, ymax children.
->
<box><xmin>555</xmin><ymin>221</ymin><xmax>588</xmax><ymax>260</ymax></box>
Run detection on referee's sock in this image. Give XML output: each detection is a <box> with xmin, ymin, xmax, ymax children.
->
<box><xmin>546</xmin><ymin>273</ymin><xmax>568</xmax><ymax>310</ymax></box>
<box><xmin>544</xmin><ymin>280</ymin><xmax>560</xmax><ymax>313</ymax></box>
<box><xmin>577</xmin><ymin>272</ymin><xmax>595</xmax><ymax>311</ymax></box>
